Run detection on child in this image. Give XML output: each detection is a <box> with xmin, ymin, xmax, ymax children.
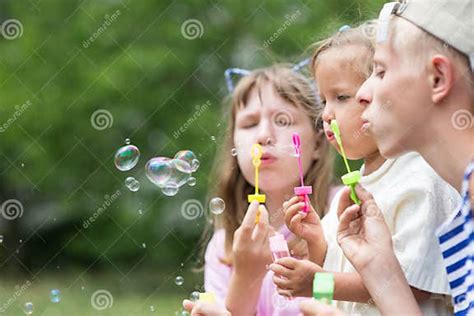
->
<box><xmin>270</xmin><ymin>22</ymin><xmax>460</xmax><ymax>315</ymax></box>
<box><xmin>352</xmin><ymin>0</ymin><xmax>473</xmax><ymax>314</ymax></box>
<box><xmin>196</xmin><ymin>64</ymin><xmax>338</xmax><ymax>315</ymax></box>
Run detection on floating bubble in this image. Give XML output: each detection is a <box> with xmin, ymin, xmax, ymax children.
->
<box><xmin>125</xmin><ymin>138</ymin><xmax>131</xmax><ymax>145</ymax></box>
<box><xmin>0</xmin><ymin>235</ymin><xmax>3</xmax><ymax>244</ymax></box>
<box><xmin>175</xmin><ymin>276</ymin><xmax>184</xmax><ymax>286</ymax></box>
<box><xmin>172</xmin><ymin>158</ymin><xmax>193</xmax><ymax>174</ymax></box>
<box><xmin>162</xmin><ymin>183</ymin><xmax>179</xmax><ymax>196</ymax></box>
<box><xmin>187</xmin><ymin>177</ymin><xmax>196</xmax><ymax>187</ymax></box>
<box><xmin>191</xmin><ymin>159</ymin><xmax>200</xmax><ymax>172</ymax></box>
<box><xmin>115</xmin><ymin>145</ymin><xmax>140</xmax><ymax>171</ymax></box>
<box><xmin>145</xmin><ymin>157</ymin><xmax>172</xmax><ymax>187</ymax></box>
<box><xmin>190</xmin><ymin>291</ymin><xmax>200</xmax><ymax>301</ymax></box>
<box><xmin>23</xmin><ymin>302</ymin><xmax>33</xmax><ymax>315</ymax></box>
<box><xmin>49</xmin><ymin>289</ymin><xmax>60</xmax><ymax>303</ymax></box>
<box><xmin>210</xmin><ymin>136</ymin><xmax>216</xmax><ymax>141</ymax></box>
<box><xmin>150</xmin><ymin>305</ymin><xmax>156</xmax><ymax>312</ymax></box>
<box><xmin>209</xmin><ymin>197</ymin><xmax>225</xmax><ymax>215</ymax></box>
<box><xmin>138</xmin><ymin>209</ymin><xmax>143</xmax><ymax>215</ymax></box>
<box><xmin>174</xmin><ymin>150</ymin><xmax>200</xmax><ymax>172</ymax></box>
<box><xmin>168</xmin><ymin>160</ymin><xmax>191</xmax><ymax>187</ymax></box>
<box><xmin>125</xmin><ymin>177</ymin><xmax>140</xmax><ymax>192</ymax></box>
<box><xmin>142</xmin><ymin>243</ymin><xmax>146</xmax><ymax>248</ymax></box>
<box><xmin>231</xmin><ymin>148</ymin><xmax>238</xmax><ymax>157</ymax></box>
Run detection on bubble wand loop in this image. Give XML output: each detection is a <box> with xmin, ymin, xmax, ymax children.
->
<box><xmin>292</xmin><ymin>133</ymin><xmax>312</xmax><ymax>213</ymax></box>
<box><xmin>248</xmin><ymin>144</ymin><xmax>266</xmax><ymax>223</ymax></box>
<box><xmin>330</xmin><ymin>120</ymin><xmax>361</xmax><ymax>205</ymax></box>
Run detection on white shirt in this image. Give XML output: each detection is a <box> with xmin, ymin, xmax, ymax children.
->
<box><xmin>322</xmin><ymin>152</ymin><xmax>461</xmax><ymax>315</ymax></box>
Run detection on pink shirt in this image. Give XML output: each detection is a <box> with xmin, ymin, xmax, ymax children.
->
<box><xmin>204</xmin><ymin>225</ymin><xmax>304</xmax><ymax>316</ymax></box>
<box><xmin>204</xmin><ymin>187</ymin><xmax>341</xmax><ymax>315</ymax></box>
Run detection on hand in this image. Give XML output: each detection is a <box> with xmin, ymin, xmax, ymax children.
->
<box><xmin>299</xmin><ymin>299</ymin><xmax>346</xmax><ymax>316</ymax></box>
<box><xmin>232</xmin><ymin>201</ymin><xmax>273</xmax><ymax>279</ymax></box>
<box><xmin>182</xmin><ymin>299</ymin><xmax>231</xmax><ymax>316</ymax></box>
<box><xmin>284</xmin><ymin>196</ymin><xmax>327</xmax><ymax>264</ymax></box>
<box><xmin>269</xmin><ymin>257</ymin><xmax>322</xmax><ymax>297</ymax></box>
<box><xmin>283</xmin><ymin>196</ymin><xmax>323</xmax><ymax>241</ymax></box>
<box><xmin>336</xmin><ymin>185</ymin><xmax>394</xmax><ymax>274</ymax></box>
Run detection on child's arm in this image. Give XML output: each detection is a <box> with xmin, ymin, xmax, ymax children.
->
<box><xmin>283</xmin><ymin>196</ymin><xmax>327</xmax><ymax>265</ymax></box>
<box><xmin>270</xmin><ymin>257</ymin><xmax>430</xmax><ymax>303</ymax></box>
<box><xmin>225</xmin><ymin>202</ymin><xmax>272</xmax><ymax>316</ymax></box>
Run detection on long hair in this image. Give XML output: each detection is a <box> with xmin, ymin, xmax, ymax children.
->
<box><xmin>201</xmin><ymin>64</ymin><xmax>333</xmax><ymax>265</ymax></box>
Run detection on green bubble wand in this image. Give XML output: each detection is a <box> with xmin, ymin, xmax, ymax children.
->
<box><xmin>330</xmin><ymin>120</ymin><xmax>361</xmax><ymax>205</ymax></box>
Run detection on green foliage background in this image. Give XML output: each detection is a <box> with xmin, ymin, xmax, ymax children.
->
<box><xmin>0</xmin><ymin>0</ymin><xmax>383</xmax><ymax>314</ymax></box>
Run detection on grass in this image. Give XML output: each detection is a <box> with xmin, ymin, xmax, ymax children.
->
<box><xmin>0</xmin><ymin>268</ymin><xmax>203</xmax><ymax>315</ymax></box>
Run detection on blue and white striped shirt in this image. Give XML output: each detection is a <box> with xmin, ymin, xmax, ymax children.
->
<box><xmin>437</xmin><ymin>161</ymin><xmax>474</xmax><ymax>315</ymax></box>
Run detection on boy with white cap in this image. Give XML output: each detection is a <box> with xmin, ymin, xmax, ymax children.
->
<box><xmin>347</xmin><ymin>0</ymin><xmax>473</xmax><ymax>315</ymax></box>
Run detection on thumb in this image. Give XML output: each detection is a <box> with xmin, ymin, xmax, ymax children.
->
<box><xmin>182</xmin><ymin>299</ymin><xmax>195</xmax><ymax>312</ymax></box>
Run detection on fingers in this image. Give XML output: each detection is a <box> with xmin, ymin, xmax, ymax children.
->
<box><xmin>273</xmin><ymin>274</ymin><xmax>291</xmax><ymax>289</ymax></box>
<box><xmin>241</xmin><ymin>201</ymin><xmax>260</xmax><ymax>229</ymax></box>
<box><xmin>337</xmin><ymin>204</ymin><xmax>361</xmax><ymax>236</ymax></box>
<box><xmin>300</xmin><ymin>299</ymin><xmax>345</xmax><ymax>316</ymax></box>
<box><xmin>190</xmin><ymin>302</ymin><xmax>226</xmax><ymax>316</ymax></box>
<box><xmin>289</xmin><ymin>211</ymin><xmax>306</xmax><ymax>232</ymax></box>
<box><xmin>269</xmin><ymin>262</ymin><xmax>293</xmax><ymax>277</ymax></box>
<box><xmin>252</xmin><ymin>205</ymin><xmax>269</xmax><ymax>243</ymax></box>
<box><xmin>336</xmin><ymin>187</ymin><xmax>353</xmax><ymax>219</ymax></box>
<box><xmin>285</xmin><ymin>201</ymin><xmax>305</xmax><ymax>225</ymax></box>
<box><xmin>183</xmin><ymin>299</ymin><xmax>195</xmax><ymax>312</ymax></box>
<box><xmin>274</xmin><ymin>256</ymin><xmax>298</xmax><ymax>269</ymax></box>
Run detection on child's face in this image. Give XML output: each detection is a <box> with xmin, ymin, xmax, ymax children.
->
<box><xmin>357</xmin><ymin>36</ymin><xmax>431</xmax><ymax>158</ymax></box>
<box><xmin>316</xmin><ymin>47</ymin><xmax>379</xmax><ymax>160</ymax></box>
<box><xmin>233</xmin><ymin>81</ymin><xmax>321</xmax><ymax>194</ymax></box>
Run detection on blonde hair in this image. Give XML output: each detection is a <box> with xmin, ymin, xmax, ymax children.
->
<box><xmin>311</xmin><ymin>20</ymin><xmax>377</xmax><ymax>80</ymax></box>
<box><xmin>201</xmin><ymin>65</ymin><xmax>333</xmax><ymax>265</ymax></box>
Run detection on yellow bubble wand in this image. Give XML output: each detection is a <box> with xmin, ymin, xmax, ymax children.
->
<box><xmin>330</xmin><ymin>120</ymin><xmax>361</xmax><ymax>205</ymax></box>
<box><xmin>248</xmin><ymin>144</ymin><xmax>266</xmax><ymax>223</ymax></box>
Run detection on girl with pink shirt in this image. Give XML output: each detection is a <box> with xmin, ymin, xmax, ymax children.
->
<box><xmin>183</xmin><ymin>64</ymin><xmax>338</xmax><ymax>315</ymax></box>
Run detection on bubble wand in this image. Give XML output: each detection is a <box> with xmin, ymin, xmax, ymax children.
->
<box><xmin>248</xmin><ymin>144</ymin><xmax>266</xmax><ymax>223</ymax></box>
<box><xmin>292</xmin><ymin>133</ymin><xmax>312</xmax><ymax>213</ymax></box>
<box><xmin>330</xmin><ymin>120</ymin><xmax>361</xmax><ymax>205</ymax></box>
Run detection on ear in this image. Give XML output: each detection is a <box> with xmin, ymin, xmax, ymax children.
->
<box><xmin>430</xmin><ymin>55</ymin><xmax>455</xmax><ymax>104</ymax></box>
<box><xmin>311</xmin><ymin>130</ymin><xmax>325</xmax><ymax>160</ymax></box>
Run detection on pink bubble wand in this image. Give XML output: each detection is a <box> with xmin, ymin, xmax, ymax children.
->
<box><xmin>292</xmin><ymin>133</ymin><xmax>312</xmax><ymax>213</ymax></box>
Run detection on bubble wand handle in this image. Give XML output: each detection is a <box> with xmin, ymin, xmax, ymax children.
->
<box><xmin>330</xmin><ymin>120</ymin><xmax>361</xmax><ymax>205</ymax></box>
<box><xmin>292</xmin><ymin>133</ymin><xmax>312</xmax><ymax>213</ymax></box>
<box><xmin>248</xmin><ymin>144</ymin><xmax>266</xmax><ymax>223</ymax></box>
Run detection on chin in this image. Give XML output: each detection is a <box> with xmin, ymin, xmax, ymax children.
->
<box><xmin>378</xmin><ymin>138</ymin><xmax>409</xmax><ymax>159</ymax></box>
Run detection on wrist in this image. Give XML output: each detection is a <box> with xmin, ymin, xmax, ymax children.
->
<box><xmin>307</xmin><ymin>238</ymin><xmax>327</xmax><ymax>265</ymax></box>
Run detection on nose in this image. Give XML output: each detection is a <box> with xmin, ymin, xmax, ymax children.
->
<box><xmin>356</xmin><ymin>78</ymin><xmax>372</xmax><ymax>108</ymax></box>
<box><xmin>321</xmin><ymin>102</ymin><xmax>335</xmax><ymax>125</ymax></box>
<box><xmin>255</xmin><ymin>117</ymin><xmax>275</xmax><ymax>146</ymax></box>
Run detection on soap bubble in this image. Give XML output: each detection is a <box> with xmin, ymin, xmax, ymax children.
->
<box><xmin>114</xmin><ymin>145</ymin><xmax>140</xmax><ymax>171</ymax></box>
<box><xmin>175</xmin><ymin>276</ymin><xmax>184</xmax><ymax>286</ymax></box>
<box><xmin>125</xmin><ymin>138</ymin><xmax>131</xmax><ymax>145</ymax></box>
<box><xmin>125</xmin><ymin>177</ymin><xmax>140</xmax><ymax>192</ymax></box>
<box><xmin>0</xmin><ymin>235</ymin><xmax>3</xmax><ymax>243</ymax></box>
<box><xmin>145</xmin><ymin>157</ymin><xmax>172</xmax><ymax>187</ymax></box>
<box><xmin>187</xmin><ymin>177</ymin><xmax>196</xmax><ymax>187</ymax></box>
<box><xmin>150</xmin><ymin>305</ymin><xmax>156</xmax><ymax>312</ymax></box>
<box><xmin>174</xmin><ymin>150</ymin><xmax>199</xmax><ymax>172</ymax></box>
<box><xmin>190</xmin><ymin>291</ymin><xmax>200</xmax><ymax>301</ymax></box>
<box><xmin>168</xmin><ymin>159</ymin><xmax>191</xmax><ymax>187</ymax></box>
<box><xmin>209</xmin><ymin>197</ymin><xmax>225</xmax><ymax>215</ymax></box>
<box><xmin>162</xmin><ymin>183</ymin><xmax>179</xmax><ymax>196</ymax></box>
<box><xmin>23</xmin><ymin>302</ymin><xmax>33</xmax><ymax>315</ymax></box>
<box><xmin>172</xmin><ymin>158</ymin><xmax>193</xmax><ymax>174</ymax></box>
<box><xmin>142</xmin><ymin>243</ymin><xmax>146</xmax><ymax>248</ymax></box>
<box><xmin>231</xmin><ymin>148</ymin><xmax>238</xmax><ymax>156</ymax></box>
<box><xmin>49</xmin><ymin>289</ymin><xmax>60</xmax><ymax>303</ymax></box>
